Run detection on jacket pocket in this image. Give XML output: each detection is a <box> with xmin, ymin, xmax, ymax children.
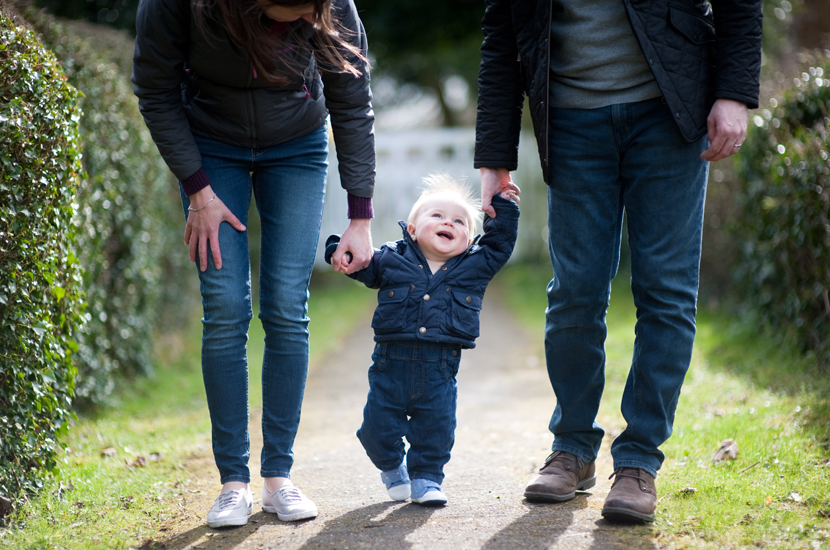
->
<box><xmin>669</xmin><ymin>5</ymin><xmax>715</xmax><ymax>45</ymax></box>
<box><xmin>372</xmin><ymin>285</ymin><xmax>410</xmax><ymax>334</ymax></box>
<box><xmin>447</xmin><ymin>289</ymin><xmax>483</xmax><ymax>340</ymax></box>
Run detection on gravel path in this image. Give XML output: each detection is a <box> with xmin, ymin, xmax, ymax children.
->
<box><xmin>156</xmin><ymin>292</ymin><xmax>660</xmax><ymax>549</ymax></box>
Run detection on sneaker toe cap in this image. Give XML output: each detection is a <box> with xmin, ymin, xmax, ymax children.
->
<box><xmin>387</xmin><ymin>484</ymin><xmax>411</xmax><ymax>501</ymax></box>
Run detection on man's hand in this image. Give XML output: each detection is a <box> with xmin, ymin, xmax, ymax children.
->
<box><xmin>700</xmin><ymin>98</ymin><xmax>748</xmax><ymax>162</ymax></box>
<box><xmin>332</xmin><ymin>218</ymin><xmax>373</xmax><ymax>274</ymax></box>
<box><xmin>480</xmin><ymin>167</ymin><xmax>520</xmax><ymax>218</ymax></box>
<box><xmin>184</xmin><ymin>186</ymin><xmax>246</xmax><ymax>272</ymax></box>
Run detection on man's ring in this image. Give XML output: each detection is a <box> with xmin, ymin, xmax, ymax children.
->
<box><xmin>733</xmin><ymin>143</ymin><xmax>742</xmax><ymax>148</ymax></box>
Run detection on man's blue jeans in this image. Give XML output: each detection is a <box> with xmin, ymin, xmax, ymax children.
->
<box><xmin>357</xmin><ymin>341</ymin><xmax>462</xmax><ymax>485</ymax></box>
<box><xmin>180</xmin><ymin>125</ymin><xmax>328</xmax><ymax>484</ymax></box>
<box><xmin>545</xmin><ymin>97</ymin><xmax>709</xmax><ymax>477</ymax></box>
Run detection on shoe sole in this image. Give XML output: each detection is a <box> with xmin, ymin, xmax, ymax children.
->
<box><xmin>523</xmin><ymin>475</ymin><xmax>597</xmax><ymax>502</ymax></box>
<box><xmin>411</xmin><ymin>497</ymin><xmax>447</xmax><ymax>506</ymax></box>
<box><xmin>207</xmin><ymin>516</ymin><xmax>249</xmax><ymax>528</ymax></box>
<box><xmin>601</xmin><ymin>506</ymin><xmax>655</xmax><ymax>523</ymax></box>
<box><xmin>207</xmin><ymin>506</ymin><xmax>252</xmax><ymax>528</ymax></box>
<box><xmin>262</xmin><ymin>505</ymin><xmax>318</xmax><ymax>522</ymax></box>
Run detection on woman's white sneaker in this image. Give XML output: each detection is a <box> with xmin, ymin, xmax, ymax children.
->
<box><xmin>206</xmin><ymin>488</ymin><xmax>253</xmax><ymax>528</ymax></box>
<box><xmin>262</xmin><ymin>480</ymin><xmax>318</xmax><ymax>521</ymax></box>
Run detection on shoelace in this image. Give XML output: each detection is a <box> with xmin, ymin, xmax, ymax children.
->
<box><xmin>213</xmin><ymin>490</ymin><xmax>243</xmax><ymax>511</ymax></box>
<box><xmin>277</xmin><ymin>486</ymin><xmax>303</xmax><ymax>504</ymax></box>
<box><xmin>543</xmin><ymin>450</ymin><xmax>582</xmax><ymax>471</ymax></box>
<box><xmin>608</xmin><ymin>468</ymin><xmax>652</xmax><ymax>492</ymax></box>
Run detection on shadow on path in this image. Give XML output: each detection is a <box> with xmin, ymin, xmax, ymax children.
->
<box><xmin>588</xmin><ymin>518</ymin><xmax>657</xmax><ymax>550</ymax></box>
<box><xmin>153</xmin><ymin>510</ymin><xmax>316</xmax><ymax>549</ymax></box>
<box><xmin>480</xmin><ymin>496</ymin><xmax>587</xmax><ymax>550</ymax></box>
<box><xmin>296</xmin><ymin>502</ymin><xmax>437</xmax><ymax>550</ymax></box>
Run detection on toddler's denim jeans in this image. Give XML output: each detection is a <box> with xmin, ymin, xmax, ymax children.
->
<box><xmin>357</xmin><ymin>341</ymin><xmax>462</xmax><ymax>485</ymax></box>
<box><xmin>180</xmin><ymin>125</ymin><xmax>328</xmax><ymax>484</ymax></box>
<box><xmin>544</xmin><ymin>97</ymin><xmax>709</xmax><ymax>477</ymax></box>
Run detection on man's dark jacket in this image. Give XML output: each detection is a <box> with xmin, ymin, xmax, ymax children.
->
<box><xmin>324</xmin><ymin>196</ymin><xmax>519</xmax><ymax>349</ymax></box>
<box><xmin>474</xmin><ymin>0</ymin><xmax>763</xmax><ymax>182</ymax></box>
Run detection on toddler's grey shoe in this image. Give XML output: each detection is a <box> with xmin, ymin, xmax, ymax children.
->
<box><xmin>206</xmin><ymin>487</ymin><xmax>253</xmax><ymax>528</ymax></box>
<box><xmin>262</xmin><ymin>480</ymin><xmax>318</xmax><ymax>521</ymax></box>
<box><xmin>381</xmin><ymin>463</ymin><xmax>411</xmax><ymax>501</ymax></box>
<box><xmin>410</xmin><ymin>478</ymin><xmax>447</xmax><ymax>506</ymax></box>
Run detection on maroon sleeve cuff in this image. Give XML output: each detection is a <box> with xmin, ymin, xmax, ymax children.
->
<box><xmin>180</xmin><ymin>167</ymin><xmax>211</xmax><ymax>196</ymax></box>
<box><xmin>347</xmin><ymin>194</ymin><xmax>374</xmax><ymax>219</ymax></box>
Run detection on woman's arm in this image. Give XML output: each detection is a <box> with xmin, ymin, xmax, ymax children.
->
<box><xmin>320</xmin><ymin>0</ymin><xmax>376</xmax><ymax>273</ymax></box>
<box><xmin>132</xmin><ymin>0</ymin><xmax>244</xmax><ymax>271</ymax></box>
<box><xmin>132</xmin><ymin>0</ymin><xmax>204</xmax><ymax>187</ymax></box>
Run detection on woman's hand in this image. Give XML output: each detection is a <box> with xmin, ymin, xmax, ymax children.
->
<box><xmin>332</xmin><ymin>218</ymin><xmax>372</xmax><ymax>274</ymax></box>
<box><xmin>480</xmin><ymin>167</ymin><xmax>520</xmax><ymax>218</ymax></box>
<box><xmin>184</xmin><ymin>186</ymin><xmax>246</xmax><ymax>272</ymax></box>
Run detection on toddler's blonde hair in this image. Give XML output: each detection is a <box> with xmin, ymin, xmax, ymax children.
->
<box><xmin>407</xmin><ymin>174</ymin><xmax>483</xmax><ymax>235</ymax></box>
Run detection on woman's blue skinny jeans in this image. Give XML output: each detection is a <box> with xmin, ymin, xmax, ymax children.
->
<box><xmin>180</xmin><ymin>125</ymin><xmax>328</xmax><ymax>484</ymax></box>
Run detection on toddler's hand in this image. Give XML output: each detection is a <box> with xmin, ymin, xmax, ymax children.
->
<box><xmin>500</xmin><ymin>191</ymin><xmax>519</xmax><ymax>203</ymax></box>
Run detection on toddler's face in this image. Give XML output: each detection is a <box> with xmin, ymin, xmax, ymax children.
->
<box><xmin>407</xmin><ymin>195</ymin><xmax>473</xmax><ymax>264</ymax></box>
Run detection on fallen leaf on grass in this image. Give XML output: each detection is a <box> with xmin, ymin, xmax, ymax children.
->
<box><xmin>101</xmin><ymin>447</ymin><xmax>117</xmax><ymax>458</ymax></box>
<box><xmin>127</xmin><ymin>456</ymin><xmax>147</xmax><ymax>468</ymax></box>
<box><xmin>737</xmin><ymin>514</ymin><xmax>754</xmax><ymax>525</ymax></box>
<box><xmin>712</xmin><ymin>439</ymin><xmax>739</xmax><ymax>462</ymax></box>
<box><xmin>677</xmin><ymin>487</ymin><xmax>696</xmax><ymax>495</ymax></box>
<box><xmin>765</xmin><ymin>496</ymin><xmax>774</xmax><ymax>505</ymax></box>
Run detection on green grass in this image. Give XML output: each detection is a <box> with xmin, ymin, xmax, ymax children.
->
<box><xmin>497</xmin><ymin>262</ymin><xmax>830</xmax><ymax>550</ymax></box>
<box><xmin>0</xmin><ymin>270</ymin><xmax>373</xmax><ymax>550</ymax></box>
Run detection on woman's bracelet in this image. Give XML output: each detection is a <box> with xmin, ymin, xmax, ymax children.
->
<box><xmin>188</xmin><ymin>193</ymin><xmax>217</xmax><ymax>212</ymax></box>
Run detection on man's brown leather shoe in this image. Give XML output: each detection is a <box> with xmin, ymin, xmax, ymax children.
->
<box><xmin>601</xmin><ymin>467</ymin><xmax>657</xmax><ymax>523</ymax></box>
<box><xmin>524</xmin><ymin>450</ymin><xmax>597</xmax><ymax>502</ymax></box>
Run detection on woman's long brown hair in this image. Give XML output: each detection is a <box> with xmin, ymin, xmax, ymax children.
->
<box><xmin>193</xmin><ymin>0</ymin><xmax>367</xmax><ymax>86</ymax></box>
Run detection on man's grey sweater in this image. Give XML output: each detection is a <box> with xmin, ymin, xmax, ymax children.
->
<box><xmin>549</xmin><ymin>0</ymin><xmax>662</xmax><ymax>109</ymax></box>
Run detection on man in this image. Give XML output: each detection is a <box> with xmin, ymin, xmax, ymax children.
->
<box><xmin>474</xmin><ymin>0</ymin><xmax>762</xmax><ymax>523</ymax></box>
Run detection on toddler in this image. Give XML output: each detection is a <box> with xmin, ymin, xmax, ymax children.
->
<box><xmin>325</xmin><ymin>174</ymin><xmax>519</xmax><ymax>505</ymax></box>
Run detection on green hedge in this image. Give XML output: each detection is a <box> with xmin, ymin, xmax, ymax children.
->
<box><xmin>25</xmin><ymin>9</ymin><xmax>195</xmax><ymax>405</ymax></box>
<box><xmin>0</xmin><ymin>12</ymin><xmax>84</xmax><ymax>508</ymax></box>
<box><xmin>734</xmin><ymin>50</ymin><xmax>830</xmax><ymax>367</ymax></box>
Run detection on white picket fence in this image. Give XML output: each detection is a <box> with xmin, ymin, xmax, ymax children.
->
<box><xmin>317</xmin><ymin>127</ymin><xmax>550</xmax><ymax>266</ymax></box>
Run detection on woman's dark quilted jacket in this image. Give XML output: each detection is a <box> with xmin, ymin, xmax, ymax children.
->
<box><xmin>132</xmin><ymin>0</ymin><xmax>374</xmax><ymax>198</ymax></box>
<box><xmin>324</xmin><ymin>195</ymin><xmax>520</xmax><ymax>348</ymax></box>
<box><xmin>474</xmin><ymin>0</ymin><xmax>763</xmax><ymax>182</ymax></box>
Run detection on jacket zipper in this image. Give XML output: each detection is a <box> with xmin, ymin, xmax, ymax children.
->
<box><xmin>247</xmin><ymin>66</ymin><xmax>258</xmax><ymax>147</ymax></box>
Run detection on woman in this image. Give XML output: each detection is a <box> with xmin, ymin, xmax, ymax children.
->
<box><xmin>132</xmin><ymin>0</ymin><xmax>375</xmax><ymax>528</ymax></box>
